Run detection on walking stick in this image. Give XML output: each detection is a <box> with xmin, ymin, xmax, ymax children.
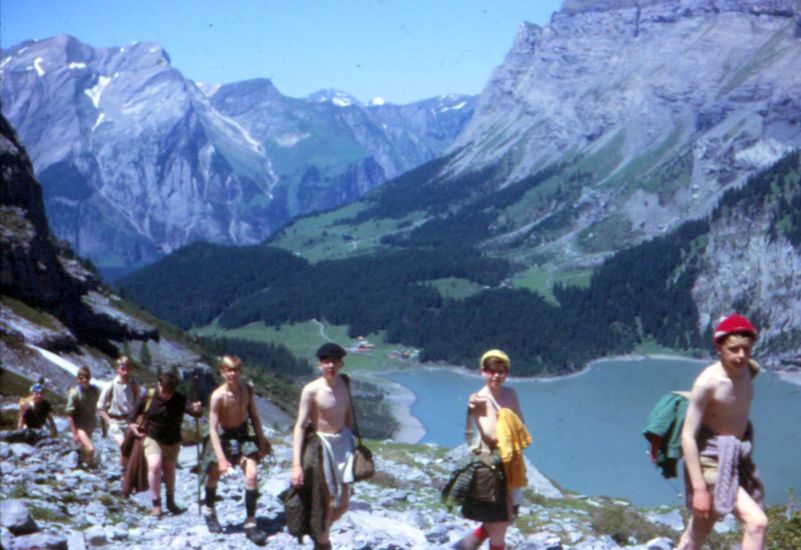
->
<box><xmin>193</xmin><ymin>373</ymin><xmax>202</xmax><ymax>516</ymax></box>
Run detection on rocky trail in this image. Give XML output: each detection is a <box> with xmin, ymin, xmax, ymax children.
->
<box><xmin>0</xmin><ymin>409</ymin><xmax>690</xmax><ymax>550</ymax></box>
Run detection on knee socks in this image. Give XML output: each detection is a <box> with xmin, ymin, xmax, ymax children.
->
<box><xmin>474</xmin><ymin>525</ymin><xmax>489</xmax><ymax>542</ymax></box>
<box><xmin>205</xmin><ymin>485</ymin><xmax>217</xmax><ymax>508</ymax></box>
<box><xmin>245</xmin><ymin>488</ymin><xmax>259</xmax><ymax>518</ymax></box>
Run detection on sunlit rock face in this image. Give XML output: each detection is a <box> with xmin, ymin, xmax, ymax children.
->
<box><xmin>0</xmin><ymin>35</ymin><xmax>474</xmax><ymax>276</ymax></box>
<box><xmin>448</xmin><ymin>0</ymin><xmax>801</xmax><ymax>256</ymax></box>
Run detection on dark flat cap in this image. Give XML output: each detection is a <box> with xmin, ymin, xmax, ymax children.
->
<box><xmin>316</xmin><ymin>342</ymin><xmax>347</xmax><ymax>359</ymax></box>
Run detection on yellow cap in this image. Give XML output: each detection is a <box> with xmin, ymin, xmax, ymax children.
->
<box><xmin>480</xmin><ymin>349</ymin><xmax>510</xmax><ymax>370</ymax></box>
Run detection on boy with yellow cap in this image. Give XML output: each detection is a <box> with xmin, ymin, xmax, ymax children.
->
<box><xmin>453</xmin><ymin>349</ymin><xmax>531</xmax><ymax>550</ymax></box>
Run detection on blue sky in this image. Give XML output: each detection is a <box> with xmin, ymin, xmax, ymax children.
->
<box><xmin>2</xmin><ymin>0</ymin><xmax>562</xmax><ymax>104</ymax></box>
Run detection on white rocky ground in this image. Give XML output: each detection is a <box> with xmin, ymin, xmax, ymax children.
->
<box><xmin>0</xmin><ymin>412</ymin><xmax>686</xmax><ymax>550</ymax></box>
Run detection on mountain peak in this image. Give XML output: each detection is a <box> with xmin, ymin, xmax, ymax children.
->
<box><xmin>308</xmin><ymin>88</ymin><xmax>361</xmax><ymax>107</ymax></box>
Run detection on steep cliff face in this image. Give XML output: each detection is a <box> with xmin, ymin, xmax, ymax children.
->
<box><xmin>1</xmin><ymin>36</ymin><xmax>474</xmax><ymax>276</ymax></box>
<box><xmin>0</xmin><ymin>113</ymin><xmax>197</xmax><ymax>393</ymax></box>
<box><xmin>1</xmin><ymin>35</ymin><xmax>279</xmax><ymax>275</ymax></box>
<box><xmin>447</xmin><ymin>0</ymin><xmax>801</xmax><ymax>262</ymax></box>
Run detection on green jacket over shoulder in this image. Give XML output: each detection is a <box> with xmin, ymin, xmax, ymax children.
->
<box><xmin>642</xmin><ymin>391</ymin><xmax>689</xmax><ymax>479</ymax></box>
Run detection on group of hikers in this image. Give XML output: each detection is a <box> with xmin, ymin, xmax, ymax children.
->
<box><xmin>12</xmin><ymin>313</ymin><xmax>768</xmax><ymax>549</ymax></box>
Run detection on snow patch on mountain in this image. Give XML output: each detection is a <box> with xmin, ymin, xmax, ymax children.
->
<box><xmin>84</xmin><ymin>76</ymin><xmax>112</xmax><ymax>109</ymax></box>
<box><xmin>275</xmin><ymin>132</ymin><xmax>310</xmax><ymax>148</ymax></box>
<box><xmin>32</xmin><ymin>57</ymin><xmax>45</xmax><ymax>76</ymax></box>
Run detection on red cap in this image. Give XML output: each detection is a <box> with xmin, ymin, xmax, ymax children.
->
<box><xmin>713</xmin><ymin>314</ymin><xmax>757</xmax><ymax>343</ymax></box>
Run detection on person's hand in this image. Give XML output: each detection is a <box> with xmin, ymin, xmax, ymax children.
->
<box><xmin>291</xmin><ymin>464</ymin><xmax>304</xmax><ymax>486</ymax></box>
<box><xmin>468</xmin><ymin>394</ymin><xmax>486</xmax><ymax>411</ymax></box>
<box><xmin>691</xmin><ymin>486</ymin><xmax>712</xmax><ymax>519</ymax></box>
<box><xmin>129</xmin><ymin>424</ymin><xmax>143</xmax><ymax>438</ymax></box>
<box><xmin>218</xmin><ymin>457</ymin><xmax>232</xmax><ymax>475</ymax></box>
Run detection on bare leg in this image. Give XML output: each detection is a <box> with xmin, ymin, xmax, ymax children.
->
<box><xmin>733</xmin><ymin>487</ymin><xmax>768</xmax><ymax>550</ymax></box>
<box><xmin>76</xmin><ymin>429</ymin><xmax>95</xmax><ymax>466</ymax></box>
<box><xmin>485</xmin><ymin>521</ymin><xmax>510</xmax><ymax>547</ymax></box>
<box><xmin>146</xmin><ymin>450</ymin><xmax>163</xmax><ymax>515</ymax></box>
<box><xmin>243</xmin><ymin>457</ymin><xmax>259</xmax><ymax>491</ymax></box>
<box><xmin>677</xmin><ymin>514</ymin><xmax>716</xmax><ymax>550</ymax></box>
<box><xmin>330</xmin><ymin>485</ymin><xmax>350</xmax><ymax>523</ymax></box>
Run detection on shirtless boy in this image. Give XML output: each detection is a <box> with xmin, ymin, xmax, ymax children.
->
<box><xmin>292</xmin><ymin>342</ymin><xmax>355</xmax><ymax>550</ymax></box>
<box><xmin>203</xmin><ymin>355</ymin><xmax>270</xmax><ymax>544</ymax></box>
<box><xmin>454</xmin><ymin>349</ymin><xmax>529</xmax><ymax>550</ymax></box>
<box><xmin>678</xmin><ymin>314</ymin><xmax>767</xmax><ymax>550</ymax></box>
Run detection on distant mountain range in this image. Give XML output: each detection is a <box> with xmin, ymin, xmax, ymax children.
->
<box><xmin>0</xmin><ymin>34</ymin><xmax>475</xmax><ymax>278</ymax></box>
<box><xmin>120</xmin><ymin>0</ymin><xmax>801</xmax><ymax>371</ymax></box>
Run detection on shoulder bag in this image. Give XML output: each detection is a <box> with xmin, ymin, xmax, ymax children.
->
<box><xmin>342</xmin><ymin>374</ymin><xmax>375</xmax><ymax>481</ymax></box>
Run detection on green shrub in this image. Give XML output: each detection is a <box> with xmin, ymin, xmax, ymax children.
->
<box><xmin>589</xmin><ymin>504</ymin><xmax>676</xmax><ymax>545</ymax></box>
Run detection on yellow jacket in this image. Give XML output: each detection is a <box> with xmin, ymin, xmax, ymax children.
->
<box><xmin>496</xmin><ymin>408</ymin><xmax>532</xmax><ymax>490</ymax></box>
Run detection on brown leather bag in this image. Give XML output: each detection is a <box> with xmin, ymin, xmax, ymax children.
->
<box><xmin>342</xmin><ymin>375</ymin><xmax>375</xmax><ymax>481</ymax></box>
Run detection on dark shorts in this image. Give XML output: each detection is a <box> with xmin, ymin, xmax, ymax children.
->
<box><xmin>200</xmin><ymin>425</ymin><xmax>259</xmax><ymax>478</ymax></box>
<box><xmin>461</xmin><ymin>464</ymin><xmax>510</xmax><ymax>523</ymax></box>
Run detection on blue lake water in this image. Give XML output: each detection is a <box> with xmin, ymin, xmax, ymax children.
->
<box><xmin>383</xmin><ymin>358</ymin><xmax>801</xmax><ymax>507</ymax></box>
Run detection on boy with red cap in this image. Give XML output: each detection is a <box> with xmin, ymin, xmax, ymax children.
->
<box><xmin>677</xmin><ymin>314</ymin><xmax>767</xmax><ymax>550</ymax></box>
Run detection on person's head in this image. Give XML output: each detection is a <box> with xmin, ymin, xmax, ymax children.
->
<box><xmin>29</xmin><ymin>383</ymin><xmax>44</xmax><ymax>403</ymax></box>
<box><xmin>315</xmin><ymin>342</ymin><xmax>347</xmax><ymax>379</ymax></box>
<box><xmin>76</xmin><ymin>367</ymin><xmax>91</xmax><ymax>387</ymax></box>
<box><xmin>219</xmin><ymin>355</ymin><xmax>242</xmax><ymax>384</ymax></box>
<box><xmin>713</xmin><ymin>314</ymin><xmax>757</xmax><ymax>368</ymax></box>
<box><xmin>116</xmin><ymin>356</ymin><xmax>132</xmax><ymax>381</ymax></box>
<box><xmin>480</xmin><ymin>349</ymin><xmax>510</xmax><ymax>387</ymax></box>
<box><xmin>157</xmin><ymin>372</ymin><xmax>180</xmax><ymax>400</ymax></box>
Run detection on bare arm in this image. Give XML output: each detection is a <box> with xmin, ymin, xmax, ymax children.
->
<box><xmin>17</xmin><ymin>403</ymin><xmax>26</xmax><ymax>430</ymax></box>
<box><xmin>97</xmin><ymin>383</ymin><xmax>112</xmax><ymax>425</ymax></box>
<box><xmin>681</xmin><ymin>376</ymin><xmax>714</xmax><ymax>518</ymax></box>
<box><xmin>208</xmin><ymin>391</ymin><xmax>230</xmax><ymax>473</ymax></box>
<box><xmin>291</xmin><ymin>385</ymin><xmax>314</xmax><ymax>486</ymax></box>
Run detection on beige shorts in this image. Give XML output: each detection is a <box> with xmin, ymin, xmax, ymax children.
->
<box><xmin>107</xmin><ymin>420</ymin><xmax>128</xmax><ymax>443</ymax></box>
<box><xmin>143</xmin><ymin>436</ymin><xmax>180</xmax><ymax>463</ymax></box>
<box><xmin>700</xmin><ymin>456</ymin><xmax>719</xmax><ymax>487</ymax></box>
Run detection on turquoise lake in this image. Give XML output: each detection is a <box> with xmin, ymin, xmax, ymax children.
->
<box><xmin>383</xmin><ymin>358</ymin><xmax>801</xmax><ymax>507</ymax></box>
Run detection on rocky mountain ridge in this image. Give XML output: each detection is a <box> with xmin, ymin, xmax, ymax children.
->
<box><xmin>0</xmin><ymin>111</ymin><xmax>206</xmax><ymax>395</ymax></box>
<box><xmin>0</xmin><ymin>35</ymin><xmax>475</xmax><ymax>277</ymax></box>
<box><xmin>445</xmin><ymin>0</ymin><xmax>801</xmax><ymax>266</ymax></box>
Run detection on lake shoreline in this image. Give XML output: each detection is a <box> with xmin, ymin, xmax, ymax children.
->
<box><xmin>369</xmin><ymin>352</ymin><xmax>799</xmax><ymax>444</ymax></box>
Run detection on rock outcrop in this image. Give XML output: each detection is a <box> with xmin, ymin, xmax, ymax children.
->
<box><xmin>448</xmin><ymin>0</ymin><xmax>801</xmax><ymax>264</ymax></box>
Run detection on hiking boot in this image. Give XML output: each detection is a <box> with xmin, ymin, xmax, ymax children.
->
<box><xmin>166</xmin><ymin>501</ymin><xmax>186</xmax><ymax>515</ymax></box>
<box><xmin>244</xmin><ymin>519</ymin><xmax>268</xmax><ymax>546</ymax></box>
<box><xmin>203</xmin><ymin>507</ymin><xmax>222</xmax><ymax>534</ymax></box>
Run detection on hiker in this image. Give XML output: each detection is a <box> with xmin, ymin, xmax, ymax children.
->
<box><xmin>291</xmin><ymin>342</ymin><xmax>356</xmax><ymax>550</ymax></box>
<box><xmin>677</xmin><ymin>314</ymin><xmax>767</xmax><ymax>550</ymax></box>
<box><xmin>66</xmin><ymin>366</ymin><xmax>100</xmax><ymax>468</ymax></box>
<box><xmin>127</xmin><ymin>371</ymin><xmax>202</xmax><ymax>517</ymax></box>
<box><xmin>18</xmin><ymin>382</ymin><xmax>57</xmax><ymax>436</ymax></box>
<box><xmin>453</xmin><ymin>349</ymin><xmax>531</xmax><ymax>550</ymax></box>
<box><xmin>201</xmin><ymin>355</ymin><xmax>271</xmax><ymax>544</ymax></box>
<box><xmin>98</xmin><ymin>356</ymin><xmax>141</xmax><ymax>471</ymax></box>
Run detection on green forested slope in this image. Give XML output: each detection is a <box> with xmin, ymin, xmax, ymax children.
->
<box><xmin>118</xmin><ymin>152</ymin><xmax>801</xmax><ymax>375</ymax></box>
